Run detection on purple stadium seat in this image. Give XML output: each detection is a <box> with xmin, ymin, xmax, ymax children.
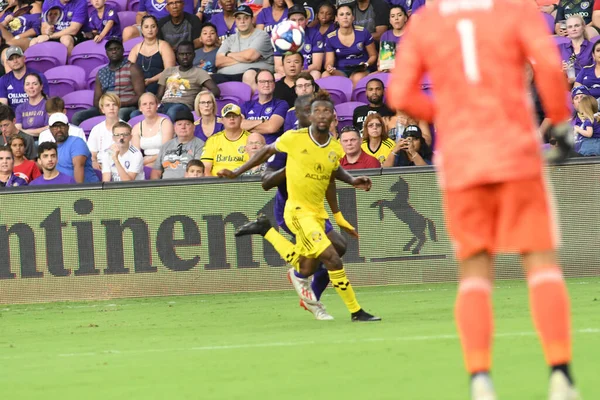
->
<box><xmin>127</xmin><ymin>0</ymin><xmax>140</xmax><ymax>12</ymax></box>
<box><xmin>123</xmin><ymin>37</ymin><xmax>143</xmax><ymax>58</ymax></box>
<box><xmin>127</xmin><ymin>113</ymin><xmax>170</xmax><ymax>126</ymax></box>
<box><xmin>218</xmin><ymin>82</ymin><xmax>253</xmax><ymax>103</ymax></box>
<box><xmin>315</xmin><ymin>76</ymin><xmax>352</xmax><ymax>105</ymax></box>
<box><xmin>542</xmin><ymin>12</ymin><xmax>555</xmax><ymax>34</ymax></box>
<box><xmin>352</xmin><ymin>73</ymin><xmax>391</xmax><ymax>103</ymax></box>
<box><xmin>45</xmin><ymin>65</ymin><xmax>87</xmax><ymax>98</ymax></box>
<box><xmin>335</xmin><ymin>101</ymin><xmax>367</xmax><ymax>131</ymax></box>
<box><xmin>118</xmin><ymin>11</ymin><xmax>137</xmax><ymax>34</ymax></box>
<box><xmin>63</xmin><ymin>90</ymin><xmax>95</xmax><ymax>122</ymax></box>
<box><xmin>24</xmin><ymin>42</ymin><xmax>68</xmax><ymax>73</ymax></box>
<box><xmin>79</xmin><ymin>115</ymin><xmax>107</xmax><ymax>138</ymax></box>
<box><xmin>143</xmin><ymin>165</ymin><xmax>152</xmax><ymax>180</ymax></box>
<box><xmin>69</xmin><ymin>41</ymin><xmax>109</xmax><ymax>74</ymax></box>
<box><xmin>86</xmin><ymin>64</ymin><xmax>106</xmax><ymax>90</ymax></box>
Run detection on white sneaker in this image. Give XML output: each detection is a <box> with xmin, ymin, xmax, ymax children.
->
<box><xmin>549</xmin><ymin>370</ymin><xmax>581</xmax><ymax>400</ymax></box>
<box><xmin>471</xmin><ymin>374</ymin><xmax>497</xmax><ymax>400</ymax></box>
<box><xmin>300</xmin><ymin>299</ymin><xmax>334</xmax><ymax>321</ymax></box>
<box><xmin>287</xmin><ymin>268</ymin><xmax>317</xmax><ymax>304</ymax></box>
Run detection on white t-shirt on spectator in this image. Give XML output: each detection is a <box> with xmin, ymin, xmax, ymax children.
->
<box><xmin>88</xmin><ymin>120</ymin><xmax>124</xmax><ymax>165</ymax></box>
<box><xmin>101</xmin><ymin>145</ymin><xmax>145</xmax><ymax>181</ymax></box>
<box><xmin>38</xmin><ymin>124</ymin><xmax>87</xmax><ymax>144</ymax></box>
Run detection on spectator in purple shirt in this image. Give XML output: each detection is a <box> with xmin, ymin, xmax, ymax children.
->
<box><xmin>15</xmin><ymin>72</ymin><xmax>48</xmax><ymax>139</ymax></box>
<box><xmin>322</xmin><ymin>5</ymin><xmax>377</xmax><ymax>87</ymax></box>
<box><xmin>0</xmin><ymin>144</ymin><xmax>27</xmax><ymax>187</ymax></box>
<box><xmin>193</xmin><ymin>91</ymin><xmax>223</xmax><ymax>141</ymax></box>
<box><xmin>378</xmin><ymin>5</ymin><xmax>407</xmax><ymax>72</ymax></box>
<box><xmin>0</xmin><ymin>46</ymin><xmax>50</xmax><ymax>110</ymax></box>
<box><xmin>123</xmin><ymin>0</ymin><xmax>196</xmax><ymax>42</ymax></box>
<box><xmin>256</xmin><ymin>0</ymin><xmax>288</xmax><ymax>34</ymax></box>
<box><xmin>274</xmin><ymin>5</ymin><xmax>323</xmax><ymax>80</ymax></box>
<box><xmin>315</xmin><ymin>2</ymin><xmax>336</xmax><ymax>44</ymax></box>
<box><xmin>29</xmin><ymin>141</ymin><xmax>77</xmax><ymax>185</ymax></box>
<box><xmin>573</xmin><ymin>94</ymin><xmax>600</xmax><ymax>155</ymax></box>
<box><xmin>0</xmin><ymin>1</ymin><xmax>41</xmax><ymax>57</ymax></box>
<box><xmin>31</xmin><ymin>0</ymin><xmax>88</xmax><ymax>56</ymax></box>
<box><xmin>83</xmin><ymin>0</ymin><xmax>121</xmax><ymax>43</ymax></box>
<box><xmin>240</xmin><ymin>69</ymin><xmax>288</xmax><ymax>144</ymax></box>
<box><xmin>559</xmin><ymin>15</ymin><xmax>594</xmax><ymax>84</ymax></box>
<box><xmin>574</xmin><ymin>41</ymin><xmax>600</xmax><ymax>99</ymax></box>
<box><xmin>203</xmin><ymin>0</ymin><xmax>236</xmax><ymax>42</ymax></box>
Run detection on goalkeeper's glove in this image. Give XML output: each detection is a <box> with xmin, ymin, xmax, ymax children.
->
<box><xmin>334</xmin><ymin>212</ymin><xmax>355</xmax><ymax>232</ymax></box>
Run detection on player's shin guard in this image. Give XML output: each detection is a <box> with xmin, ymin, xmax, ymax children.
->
<box><xmin>264</xmin><ymin>228</ymin><xmax>300</xmax><ymax>269</ymax></box>
<box><xmin>328</xmin><ymin>268</ymin><xmax>361</xmax><ymax>313</ymax></box>
<box><xmin>455</xmin><ymin>277</ymin><xmax>493</xmax><ymax>374</ymax></box>
<box><xmin>527</xmin><ymin>266</ymin><xmax>572</xmax><ymax>366</ymax></box>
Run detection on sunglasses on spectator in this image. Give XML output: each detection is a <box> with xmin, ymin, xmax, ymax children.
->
<box><xmin>340</xmin><ymin>125</ymin><xmax>359</xmax><ymax>134</ymax></box>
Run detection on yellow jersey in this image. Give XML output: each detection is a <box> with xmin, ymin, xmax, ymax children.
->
<box><xmin>361</xmin><ymin>138</ymin><xmax>395</xmax><ymax>166</ymax></box>
<box><xmin>275</xmin><ymin>128</ymin><xmax>344</xmax><ymax>219</ymax></box>
<box><xmin>201</xmin><ymin>130</ymin><xmax>250</xmax><ymax>176</ymax></box>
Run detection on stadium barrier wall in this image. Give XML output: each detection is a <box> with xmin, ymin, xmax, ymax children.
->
<box><xmin>1</xmin><ymin>160</ymin><xmax>599</xmax><ymax>304</ymax></box>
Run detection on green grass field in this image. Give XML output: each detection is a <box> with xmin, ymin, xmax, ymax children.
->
<box><xmin>1</xmin><ymin>278</ymin><xmax>599</xmax><ymax>399</ymax></box>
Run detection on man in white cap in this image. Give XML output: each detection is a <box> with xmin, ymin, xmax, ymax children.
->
<box><xmin>49</xmin><ymin>113</ymin><xmax>99</xmax><ymax>183</ymax></box>
<box><xmin>0</xmin><ymin>46</ymin><xmax>50</xmax><ymax>110</ymax></box>
<box><xmin>38</xmin><ymin>96</ymin><xmax>87</xmax><ymax>144</ymax></box>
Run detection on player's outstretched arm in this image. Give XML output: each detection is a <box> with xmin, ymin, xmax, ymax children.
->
<box><xmin>217</xmin><ymin>144</ymin><xmax>279</xmax><ymax>178</ymax></box>
<box><xmin>334</xmin><ymin>166</ymin><xmax>372</xmax><ymax>191</ymax></box>
<box><xmin>261</xmin><ymin>167</ymin><xmax>286</xmax><ymax>191</ymax></box>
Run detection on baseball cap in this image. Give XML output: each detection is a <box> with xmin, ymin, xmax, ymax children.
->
<box><xmin>233</xmin><ymin>4</ymin><xmax>253</xmax><ymax>17</ymax></box>
<box><xmin>571</xmin><ymin>85</ymin><xmax>591</xmax><ymax>99</ymax></box>
<box><xmin>402</xmin><ymin>125</ymin><xmax>423</xmax><ymax>139</ymax></box>
<box><xmin>6</xmin><ymin>46</ymin><xmax>24</xmax><ymax>59</ymax></box>
<box><xmin>173</xmin><ymin>109</ymin><xmax>195</xmax><ymax>123</ymax></box>
<box><xmin>104</xmin><ymin>36</ymin><xmax>123</xmax><ymax>49</ymax></box>
<box><xmin>49</xmin><ymin>113</ymin><xmax>69</xmax><ymax>126</ymax></box>
<box><xmin>221</xmin><ymin>103</ymin><xmax>242</xmax><ymax>117</ymax></box>
<box><xmin>288</xmin><ymin>4</ymin><xmax>307</xmax><ymax>17</ymax></box>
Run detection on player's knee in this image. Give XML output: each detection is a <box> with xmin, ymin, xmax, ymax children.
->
<box><xmin>320</xmin><ymin>249</ymin><xmax>342</xmax><ymax>271</ymax></box>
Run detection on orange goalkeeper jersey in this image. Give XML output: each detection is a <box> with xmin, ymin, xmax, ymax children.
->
<box><xmin>387</xmin><ymin>0</ymin><xmax>570</xmax><ymax>190</ymax></box>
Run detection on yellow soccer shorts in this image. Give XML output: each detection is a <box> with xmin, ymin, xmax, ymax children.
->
<box><xmin>284</xmin><ymin>209</ymin><xmax>332</xmax><ymax>260</ymax></box>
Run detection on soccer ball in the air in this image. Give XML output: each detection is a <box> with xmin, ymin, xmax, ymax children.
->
<box><xmin>271</xmin><ymin>20</ymin><xmax>305</xmax><ymax>53</ymax></box>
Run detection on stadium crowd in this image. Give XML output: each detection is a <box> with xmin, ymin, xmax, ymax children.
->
<box><xmin>0</xmin><ymin>0</ymin><xmax>594</xmax><ymax>186</ymax></box>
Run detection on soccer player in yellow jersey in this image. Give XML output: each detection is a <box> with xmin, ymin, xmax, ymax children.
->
<box><xmin>218</xmin><ymin>91</ymin><xmax>381</xmax><ymax>322</ymax></box>
<box><xmin>201</xmin><ymin>104</ymin><xmax>250</xmax><ymax>176</ymax></box>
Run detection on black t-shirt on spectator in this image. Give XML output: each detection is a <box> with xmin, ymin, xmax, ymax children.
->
<box><xmin>274</xmin><ymin>80</ymin><xmax>297</xmax><ymax>109</ymax></box>
<box><xmin>556</xmin><ymin>1</ymin><xmax>594</xmax><ymax>25</ymax></box>
<box><xmin>353</xmin><ymin>104</ymin><xmax>395</xmax><ymax>132</ymax></box>
<box><xmin>158</xmin><ymin>12</ymin><xmax>202</xmax><ymax>49</ymax></box>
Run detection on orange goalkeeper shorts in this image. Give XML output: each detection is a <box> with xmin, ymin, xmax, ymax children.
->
<box><xmin>442</xmin><ymin>176</ymin><xmax>559</xmax><ymax>261</ymax></box>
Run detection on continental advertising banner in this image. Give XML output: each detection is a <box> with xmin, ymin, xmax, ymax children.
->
<box><xmin>1</xmin><ymin>163</ymin><xmax>599</xmax><ymax>304</ymax></box>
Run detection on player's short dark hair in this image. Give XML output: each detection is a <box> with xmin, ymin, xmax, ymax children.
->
<box><xmin>186</xmin><ymin>159</ymin><xmax>204</xmax><ymax>171</ymax></box>
<box><xmin>46</xmin><ymin>97</ymin><xmax>65</xmax><ymax>113</ymax></box>
<box><xmin>310</xmin><ymin>89</ymin><xmax>334</xmax><ymax>109</ymax></box>
<box><xmin>255</xmin><ymin>69</ymin><xmax>275</xmax><ymax>84</ymax></box>
<box><xmin>38</xmin><ymin>141</ymin><xmax>58</xmax><ymax>156</ymax></box>
<box><xmin>0</xmin><ymin>103</ymin><xmax>15</xmax><ymax>122</ymax></box>
<box><xmin>201</xmin><ymin>22</ymin><xmax>218</xmax><ymax>33</ymax></box>
<box><xmin>282</xmin><ymin>52</ymin><xmax>303</xmax><ymax>63</ymax></box>
<box><xmin>177</xmin><ymin>40</ymin><xmax>194</xmax><ymax>53</ymax></box>
<box><xmin>0</xmin><ymin>145</ymin><xmax>12</xmax><ymax>155</ymax></box>
<box><xmin>367</xmin><ymin>78</ymin><xmax>385</xmax><ymax>89</ymax></box>
<box><xmin>112</xmin><ymin>121</ymin><xmax>132</xmax><ymax>134</ymax></box>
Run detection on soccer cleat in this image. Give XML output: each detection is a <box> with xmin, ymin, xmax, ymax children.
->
<box><xmin>549</xmin><ymin>370</ymin><xmax>581</xmax><ymax>400</ymax></box>
<box><xmin>470</xmin><ymin>373</ymin><xmax>497</xmax><ymax>400</ymax></box>
<box><xmin>235</xmin><ymin>215</ymin><xmax>272</xmax><ymax>237</ymax></box>
<box><xmin>287</xmin><ymin>268</ymin><xmax>318</xmax><ymax>304</ymax></box>
<box><xmin>351</xmin><ymin>309</ymin><xmax>382</xmax><ymax>322</ymax></box>
<box><xmin>299</xmin><ymin>299</ymin><xmax>334</xmax><ymax>320</ymax></box>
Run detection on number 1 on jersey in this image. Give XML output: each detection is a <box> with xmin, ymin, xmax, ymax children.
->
<box><xmin>457</xmin><ymin>19</ymin><xmax>481</xmax><ymax>83</ymax></box>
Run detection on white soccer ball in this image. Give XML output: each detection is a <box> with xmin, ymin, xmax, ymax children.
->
<box><xmin>271</xmin><ymin>20</ymin><xmax>305</xmax><ymax>53</ymax></box>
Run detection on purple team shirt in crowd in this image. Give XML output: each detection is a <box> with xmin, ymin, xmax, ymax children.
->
<box><xmin>575</xmin><ymin>66</ymin><xmax>600</xmax><ymax>98</ymax></box>
<box><xmin>385</xmin><ymin>0</ymin><xmax>425</xmax><ymax>12</ymax></box>
<box><xmin>241</xmin><ymin>98</ymin><xmax>289</xmax><ymax>144</ymax></box>
<box><xmin>16</xmin><ymin>99</ymin><xmax>48</xmax><ymax>130</ymax></box>
<box><xmin>275</xmin><ymin>26</ymin><xmax>323</xmax><ymax>70</ymax></box>
<box><xmin>558</xmin><ymin>40</ymin><xmax>594</xmax><ymax>76</ymax></box>
<box><xmin>380</xmin><ymin>29</ymin><xmax>402</xmax><ymax>45</ymax></box>
<box><xmin>582</xmin><ymin>119</ymin><xmax>600</xmax><ymax>138</ymax></box>
<box><xmin>256</xmin><ymin>7</ymin><xmax>288</xmax><ymax>34</ymax></box>
<box><xmin>209</xmin><ymin>12</ymin><xmax>236</xmax><ymax>41</ymax></box>
<box><xmin>87</xmin><ymin>4</ymin><xmax>121</xmax><ymax>38</ymax></box>
<box><xmin>283</xmin><ymin>108</ymin><xmax>297</xmax><ymax>132</ymax></box>
<box><xmin>0</xmin><ymin>13</ymin><xmax>41</xmax><ymax>36</ymax></box>
<box><xmin>42</xmin><ymin>0</ymin><xmax>88</xmax><ymax>32</ymax></box>
<box><xmin>0</xmin><ymin>68</ymin><xmax>50</xmax><ymax>109</ymax></box>
<box><xmin>194</xmin><ymin>120</ymin><xmax>224</xmax><ymax>141</ymax></box>
<box><xmin>325</xmin><ymin>27</ymin><xmax>374</xmax><ymax>70</ymax></box>
<box><xmin>30</xmin><ymin>172</ymin><xmax>77</xmax><ymax>185</ymax></box>
<box><xmin>140</xmin><ymin>0</ymin><xmax>195</xmax><ymax>20</ymax></box>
